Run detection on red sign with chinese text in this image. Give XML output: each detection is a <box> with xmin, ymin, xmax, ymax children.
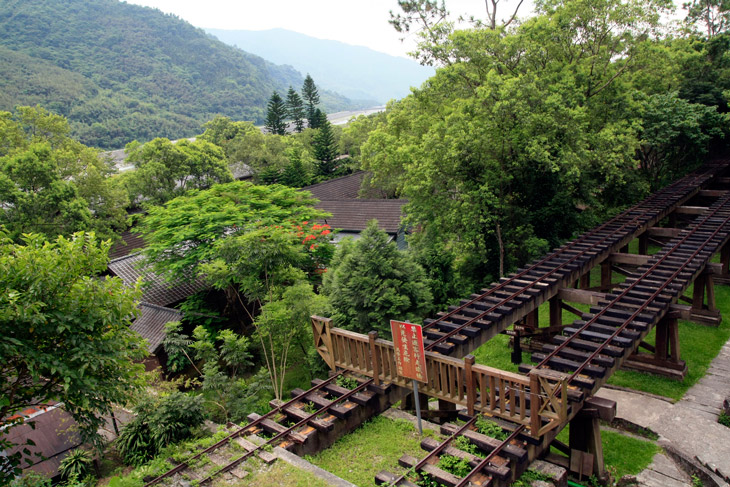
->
<box><xmin>391</xmin><ymin>320</ymin><xmax>428</xmax><ymax>383</ymax></box>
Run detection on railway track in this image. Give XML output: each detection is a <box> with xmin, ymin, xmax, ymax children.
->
<box><xmin>421</xmin><ymin>161</ymin><xmax>727</xmax><ymax>357</ymax></box>
<box><xmin>142</xmin><ymin>373</ymin><xmax>379</xmax><ymax>486</ymax></box>
<box><xmin>521</xmin><ymin>190</ymin><xmax>730</xmax><ymax>396</ymax></box>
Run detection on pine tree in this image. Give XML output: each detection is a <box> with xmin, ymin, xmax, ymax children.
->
<box><xmin>311</xmin><ymin>108</ymin><xmax>327</xmax><ymax>130</ymax></box>
<box><xmin>313</xmin><ymin>119</ymin><xmax>338</xmax><ymax>176</ymax></box>
<box><xmin>281</xmin><ymin>154</ymin><xmax>310</xmax><ymax>188</ymax></box>
<box><xmin>285</xmin><ymin>86</ymin><xmax>306</xmax><ymax>133</ymax></box>
<box><xmin>301</xmin><ymin>74</ymin><xmax>320</xmax><ymax>128</ymax></box>
<box><xmin>265</xmin><ymin>91</ymin><xmax>287</xmax><ymax>135</ymax></box>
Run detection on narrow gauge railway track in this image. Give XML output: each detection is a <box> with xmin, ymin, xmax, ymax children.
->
<box><xmin>377</xmin><ymin>416</ymin><xmax>528</xmax><ymax>487</ymax></box>
<box><xmin>421</xmin><ymin>161</ymin><xmax>727</xmax><ymax>356</ymax></box>
<box><xmin>143</xmin><ymin>373</ymin><xmax>375</xmax><ymax>486</ymax></box>
<box><xmin>521</xmin><ymin>190</ymin><xmax>730</xmax><ymax>397</ymax></box>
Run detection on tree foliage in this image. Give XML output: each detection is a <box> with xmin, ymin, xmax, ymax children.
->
<box><xmin>313</xmin><ymin>119</ymin><xmax>339</xmax><ymax>176</ymax></box>
<box><xmin>302</xmin><ymin>74</ymin><xmax>321</xmax><ymax>128</ymax></box>
<box><xmin>0</xmin><ymin>232</ymin><xmax>146</xmax><ymax>478</ymax></box>
<box><xmin>265</xmin><ymin>91</ymin><xmax>288</xmax><ymax>136</ymax></box>
<box><xmin>323</xmin><ymin>221</ymin><xmax>433</xmax><ymax>338</ymax></box>
<box><xmin>286</xmin><ymin>86</ymin><xmax>306</xmax><ymax>133</ymax></box>
<box><xmin>0</xmin><ymin>106</ymin><xmax>128</xmax><ymax>241</ymax></box>
<box><xmin>122</xmin><ymin>137</ymin><xmax>233</xmax><ymax>206</ymax></box>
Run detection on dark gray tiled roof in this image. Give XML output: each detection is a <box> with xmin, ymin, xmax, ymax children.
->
<box><xmin>108</xmin><ymin>231</ymin><xmax>145</xmax><ymax>260</ymax></box>
<box><xmin>316</xmin><ymin>199</ymin><xmax>406</xmax><ymax>234</ymax></box>
<box><xmin>302</xmin><ymin>172</ymin><xmax>365</xmax><ymax>200</ymax></box>
<box><xmin>132</xmin><ymin>302</ymin><xmax>182</xmax><ymax>354</ymax></box>
<box><xmin>108</xmin><ymin>253</ymin><xmax>205</xmax><ymax>307</ymax></box>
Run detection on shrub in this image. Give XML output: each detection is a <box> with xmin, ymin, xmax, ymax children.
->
<box><xmin>59</xmin><ymin>449</ymin><xmax>94</xmax><ymax>481</ymax></box>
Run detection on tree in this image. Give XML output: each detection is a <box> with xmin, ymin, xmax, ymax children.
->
<box><xmin>322</xmin><ymin>220</ymin><xmax>433</xmax><ymax>338</ymax></box>
<box><xmin>302</xmin><ymin>74</ymin><xmax>321</xmax><ymax>128</ymax></box>
<box><xmin>199</xmin><ymin>115</ymin><xmax>257</xmax><ymax>150</ymax></box>
<box><xmin>313</xmin><ymin>119</ymin><xmax>339</xmax><ymax>176</ymax></box>
<box><xmin>123</xmin><ymin>137</ymin><xmax>233</xmax><ymax>206</ymax></box>
<box><xmin>265</xmin><ymin>91</ymin><xmax>287</xmax><ymax>135</ymax></box>
<box><xmin>684</xmin><ymin>0</ymin><xmax>730</xmax><ymax>37</ymax></box>
<box><xmin>0</xmin><ymin>232</ymin><xmax>146</xmax><ymax>480</ymax></box>
<box><xmin>137</xmin><ymin>182</ymin><xmax>329</xmax><ymax>306</ymax></box>
<box><xmin>0</xmin><ymin>106</ymin><xmax>128</xmax><ymax>241</ymax></box>
<box><xmin>201</xmin><ymin>226</ymin><xmax>330</xmax><ymax>401</ymax></box>
<box><xmin>286</xmin><ymin>87</ymin><xmax>306</xmax><ymax>133</ymax></box>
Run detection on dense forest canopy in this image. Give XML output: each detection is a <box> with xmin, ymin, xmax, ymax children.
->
<box><xmin>0</xmin><ymin>0</ymin><xmax>363</xmax><ymax>149</ymax></box>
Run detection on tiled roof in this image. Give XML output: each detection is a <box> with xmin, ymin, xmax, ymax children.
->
<box><xmin>108</xmin><ymin>253</ymin><xmax>205</xmax><ymax>307</ymax></box>
<box><xmin>4</xmin><ymin>406</ymin><xmax>82</xmax><ymax>478</ymax></box>
<box><xmin>108</xmin><ymin>231</ymin><xmax>146</xmax><ymax>260</ymax></box>
<box><xmin>132</xmin><ymin>302</ymin><xmax>182</xmax><ymax>354</ymax></box>
<box><xmin>315</xmin><ymin>199</ymin><xmax>406</xmax><ymax>234</ymax></box>
<box><xmin>302</xmin><ymin>172</ymin><xmax>365</xmax><ymax>200</ymax></box>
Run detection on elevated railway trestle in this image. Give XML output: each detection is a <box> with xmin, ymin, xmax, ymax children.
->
<box><xmin>312</xmin><ymin>158</ymin><xmax>730</xmax><ymax>486</ymax></box>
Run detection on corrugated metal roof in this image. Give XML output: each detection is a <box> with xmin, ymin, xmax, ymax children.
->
<box><xmin>316</xmin><ymin>199</ymin><xmax>406</xmax><ymax>234</ymax></box>
<box><xmin>108</xmin><ymin>253</ymin><xmax>205</xmax><ymax>307</ymax></box>
<box><xmin>131</xmin><ymin>302</ymin><xmax>182</xmax><ymax>353</ymax></box>
<box><xmin>108</xmin><ymin>231</ymin><xmax>146</xmax><ymax>260</ymax></box>
<box><xmin>302</xmin><ymin>172</ymin><xmax>365</xmax><ymax>200</ymax></box>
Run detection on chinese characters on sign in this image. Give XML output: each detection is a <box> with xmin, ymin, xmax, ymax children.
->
<box><xmin>390</xmin><ymin>320</ymin><xmax>428</xmax><ymax>383</ymax></box>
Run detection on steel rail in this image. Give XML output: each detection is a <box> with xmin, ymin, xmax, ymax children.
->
<box><xmin>455</xmin><ymin>425</ymin><xmax>526</xmax><ymax>487</ymax></box>
<box><xmin>385</xmin><ymin>416</ymin><xmax>479</xmax><ymax>487</ymax></box>
<box><xmin>198</xmin><ymin>378</ymin><xmax>375</xmax><ymax>484</ymax></box>
<box><xmin>422</xmin><ymin>167</ymin><xmax>720</xmax><ymax>352</ymax></box>
<box><xmin>534</xmin><ymin>193</ymin><xmax>730</xmax><ymax>391</ymax></box>
<box><xmin>142</xmin><ymin>372</ymin><xmax>347</xmax><ymax>487</ymax></box>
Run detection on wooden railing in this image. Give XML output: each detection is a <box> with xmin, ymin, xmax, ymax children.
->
<box><xmin>312</xmin><ymin>316</ymin><xmax>567</xmax><ymax>437</ymax></box>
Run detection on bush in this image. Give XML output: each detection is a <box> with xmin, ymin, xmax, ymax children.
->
<box><xmin>117</xmin><ymin>392</ymin><xmax>206</xmax><ymax>466</ymax></box>
<box><xmin>9</xmin><ymin>472</ymin><xmax>51</xmax><ymax>487</ymax></box>
<box><xmin>59</xmin><ymin>449</ymin><xmax>94</xmax><ymax>481</ymax></box>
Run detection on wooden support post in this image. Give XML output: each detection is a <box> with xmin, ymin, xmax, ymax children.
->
<box><xmin>369</xmin><ymin>331</ymin><xmax>380</xmax><ymax>386</ymax></box>
<box><xmin>549</xmin><ymin>297</ymin><xmax>562</xmax><ymax>327</ymax></box>
<box><xmin>638</xmin><ymin>234</ymin><xmax>648</xmax><ymax>255</ymax></box>
<box><xmin>465</xmin><ymin>355</ymin><xmax>475</xmax><ymax>416</ymax></box>
<box><xmin>580</xmin><ymin>272</ymin><xmax>590</xmax><ymax>290</ymax></box>
<box><xmin>693</xmin><ymin>273</ymin><xmax>707</xmax><ymax>310</ymax></box>
<box><xmin>600</xmin><ymin>262</ymin><xmax>612</xmax><ymax>292</ymax></box>
<box><xmin>529</xmin><ymin>372</ymin><xmax>540</xmax><ymax>437</ymax></box>
<box><xmin>722</xmin><ymin>243</ymin><xmax>730</xmax><ymax>274</ymax></box>
<box><xmin>669</xmin><ymin>212</ymin><xmax>677</xmax><ymax>228</ymax></box>
<box><xmin>620</xmin><ymin>244</ymin><xmax>629</xmax><ymax>254</ymax></box>
<box><xmin>706</xmin><ymin>272</ymin><xmax>716</xmax><ymax>312</ymax></box>
<box><xmin>668</xmin><ymin>317</ymin><xmax>680</xmax><ymax>363</ymax></box>
<box><xmin>525</xmin><ymin>308</ymin><xmax>539</xmax><ymax>330</ymax></box>
<box><xmin>655</xmin><ymin>317</ymin><xmax>668</xmax><ymax>361</ymax></box>
<box><xmin>569</xmin><ymin>412</ymin><xmax>605</xmax><ymax>478</ymax></box>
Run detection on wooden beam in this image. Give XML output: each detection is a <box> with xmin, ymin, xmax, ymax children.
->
<box><xmin>699</xmin><ymin>189</ymin><xmax>729</xmax><ymax>198</ymax></box>
<box><xmin>675</xmin><ymin>205</ymin><xmax>709</xmax><ymax>215</ymax></box>
<box><xmin>608</xmin><ymin>253</ymin><xmax>651</xmax><ymax>266</ymax></box>
<box><xmin>558</xmin><ymin>288</ymin><xmax>608</xmax><ymax>305</ymax></box>
<box><xmin>646</xmin><ymin>227</ymin><xmax>681</xmax><ymax>238</ymax></box>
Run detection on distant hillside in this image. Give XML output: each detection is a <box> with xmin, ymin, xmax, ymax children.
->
<box><xmin>0</xmin><ymin>0</ymin><xmax>363</xmax><ymax>149</ymax></box>
<box><xmin>206</xmin><ymin>28</ymin><xmax>435</xmax><ymax>104</ymax></box>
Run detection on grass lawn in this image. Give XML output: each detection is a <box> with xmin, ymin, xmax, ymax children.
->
<box><xmin>306</xmin><ymin>415</ymin><xmax>437</xmax><ymax>487</ymax></box>
<box><xmin>212</xmin><ymin>459</ymin><xmax>332</xmax><ymax>487</ymax></box>
<box><xmin>554</xmin><ymin>425</ymin><xmax>660</xmax><ymax>480</ymax></box>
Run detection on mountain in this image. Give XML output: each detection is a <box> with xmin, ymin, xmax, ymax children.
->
<box><xmin>206</xmin><ymin>28</ymin><xmax>435</xmax><ymax>105</ymax></box>
<box><xmin>0</xmin><ymin>0</ymin><xmax>364</xmax><ymax>149</ymax></box>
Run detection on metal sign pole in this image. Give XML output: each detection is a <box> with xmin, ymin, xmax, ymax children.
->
<box><xmin>412</xmin><ymin>380</ymin><xmax>423</xmax><ymax>435</ymax></box>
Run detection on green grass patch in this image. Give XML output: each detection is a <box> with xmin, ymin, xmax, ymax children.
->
<box><xmin>608</xmin><ymin>284</ymin><xmax>730</xmax><ymax>400</ymax></box>
<box><xmin>212</xmin><ymin>459</ymin><xmax>332</xmax><ymax>487</ymax></box>
<box><xmin>553</xmin><ymin>425</ymin><xmax>659</xmax><ymax>479</ymax></box>
<box><xmin>306</xmin><ymin>416</ymin><xmax>434</xmax><ymax>486</ymax></box>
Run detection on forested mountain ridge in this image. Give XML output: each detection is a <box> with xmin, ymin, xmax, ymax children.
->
<box><xmin>0</xmin><ymin>0</ymin><xmax>361</xmax><ymax>149</ymax></box>
<box><xmin>207</xmin><ymin>28</ymin><xmax>434</xmax><ymax>103</ymax></box>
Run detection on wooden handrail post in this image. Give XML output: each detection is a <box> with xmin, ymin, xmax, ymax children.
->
<box><xmin>529</xmin><ymin>370</ymin><xmax>540</xmax><ymax>437</ymax></box>
<box><xmin>464</xmin><ymin>355</ymin><xmax>475</xmax><ymax>416</ymax></box>
<box><xmin>369</xmin><ymin>331</ymin><xmax>380</xmax><ymax>386</ymax></box>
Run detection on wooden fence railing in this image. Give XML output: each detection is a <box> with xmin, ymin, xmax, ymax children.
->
<box><xmin>312</xmin><ymin>316</ymin><xmax>567</xmax><ymax>438</ymax></box>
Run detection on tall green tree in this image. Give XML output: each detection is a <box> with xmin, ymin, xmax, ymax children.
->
<box><xmin>286</xmin><ymin>86</ymin><xmax>306</xmax><ymax>133</ymax></box>
<box><xmin>123</xmin><ymin>137</ymin><xmax>233</xmax><ymax>206</ymax></box>
<box><xmin>684</xmin><ymin>0</ymin><xmax>730</xmax><ymax>37</ymax></box>
<box><xmin>313</xmin><ymin>119</ymin><xmax>339</xmax><ymax>176</ymax></box>
<box><xmin>0</xmin><ymin>106</ymin><xmax>128</xmax><ymax>241</ymax></box>
<box><xmin>0</xmin><ymin>232</ymin><xmax>146</xmax><ymax>480</ymax></box>
<box><xmin>302</xmin><ymin>74</ymin><xmax>321</xmax><ymax>128</ymax></box>
<box><xmin>322</xmin><ymin>220</ymin><xmax>433</xmax><ymax>337</ymax></box>
<box><xmin>265</xmin><ymin>91</ymin><xmax>287</xmax><ymax>136</ymax></box>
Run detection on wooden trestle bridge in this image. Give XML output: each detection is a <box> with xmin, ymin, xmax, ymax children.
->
<box><xmin>144</xmin><ymin>158</ymin><xmax>730</xmax><ymax>487</ymax></box>
<box><xmin>312</xmin><ymin>157</ymin><xmax>730</xmax><ymax>486</ymax></box>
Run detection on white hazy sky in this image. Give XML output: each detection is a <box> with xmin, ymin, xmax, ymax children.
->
<box><xmin>126</xmin><ymin>0</ymin><xmax>531</xmax><ymax>58</ymax></box>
